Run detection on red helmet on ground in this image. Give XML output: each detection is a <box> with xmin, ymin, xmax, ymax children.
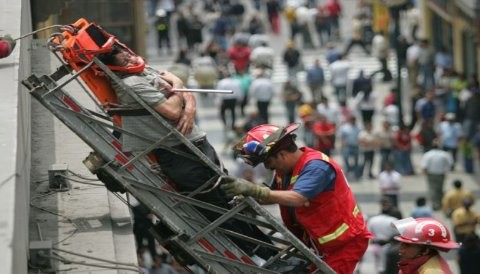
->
<box><xmin>392</xmin><ymin>217</ymin><xmax>460</xmax><ymax>252</ymax></box>
<box><xmin>234</xmin><ymin>124</ymin><xmax>299</xmax><ymax>166</ymax></box>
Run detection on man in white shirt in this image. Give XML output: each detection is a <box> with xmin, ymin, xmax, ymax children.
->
<box><xmin>370</xmin><ymin>32</ymin><xmax>392</xmax><ymax>82</ymax></box>
<box><xmin>249</xmin><ymin>72</ymin><xmax>275</xmax><ymax>123</ymax></box>
<box><xmin>437</xmin><ymin>112</ymin><xmax>463</xmax><ymax>170</ymax></box>
<box><xmin>250</xmin><ymin>41</ymin><xmax>274</xmax><ymax>70</ymax></box>
<box><xmin>215</xmin><ymin>72</ymin><xmax>243</xmax><ymax>131</ymax></box>
<box><xmin>420</xmin><ymin>142</ymin><xmax>453</xmax><ymax>210</ymax></box>
<box><xmin>406</xmin><ymin>41</ymin><xmax>421</xmax><ymax>89</ymax></box>
<box><xmin>358</xmin><ymin>122</ymin><xmax>377</xmax><ymax>179</ymax></box>
<box><xmin>329</xmin><ymin>54</ymin><xmax>351</xmax><ymax>105</ymax></box>
<box><xmin>367</xmin><ymin>209</ymin><xmax>399</xmax><ymax>274</ymax></box>
<box><xmin>316</xmin><ymin>96</ymin><xmax>341</xmax><ymax>125</ymax></box>
<box><xmin>377</xmin><ymin>161</ymin><xmax>402</xmax><ymax>207</ymax></box>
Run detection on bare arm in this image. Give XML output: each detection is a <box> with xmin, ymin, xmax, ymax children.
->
<box><xmin>176</xmin><ymin>91</ymin><xmax>196</xmax><ymax>134</ymax></box>
<box><xmin>159</xmin><ymin>71</ymin><xmax>196</xmax><ymax>134</ymax></box>
<box><xmin>263</xmin><ymin>190</ymin><xmax>309</xmax><ymax>207</ymax></box>
<box><xmin>153</xmin><ymin>93</ymin><xmax>185</xmax><ymax>121</ymax></box>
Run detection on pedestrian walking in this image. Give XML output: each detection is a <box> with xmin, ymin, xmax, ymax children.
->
<box><xmin>215</xmin><ymin>71</ymin><xmax>243</xmax><ymax>131</ymax></box>
<box><xmin>370</xmin><ymin>31</ymin><xmax>392</xmax><ymax>82</ymax></box>
<box><xmin>338</xmin><ymin>116</ymin><xmax>361</xmax><ymax>180</ymax></box>
<box><xmin>367</xmin><ymin>205</ymin><xmax>399</xmax><ymax>274</ymax></box>
<box><xmin>451</xmin><ymin>197</ymin><xmax>480</xmax><ymax>243</ymax></box>
<box><xmin>312</xmin><ymin>114</ymin><xmax>336</xmax><ymax>156</ymax></box>
<box><xmin>420</xmin><ymin>141</ymin><xmax>453</xmax><ymax>210</ymax></box>
<box><xmin>393</xmin><ymin>124</ymin><xmax>415</xmax><ymax>176</ymax></box>
<box><xmin>410</xmin><ymin>197</ymin><xmax>434</xmax><ymax>218</ymax></box>
<box><xmin>437</xmin><ymin>112</ymin><xmax>463</xmax><ymax>170</ymax></box>
<box><xmin>377</xmin><ymin>161</ymin><xmax>402</xmax><ymax>207</ymax></box>
<box><xmin>329</xmin><ymin>54</ymin><xmax>350</xmax><ymax>105</ymax></box>
<box><xmin>306</xmin><ymin>59</ymin><xmax>325</xmax><ymax>103</ymax></box>
<box><xmin>442</xmin><ymin>179</ymin><xmax>475</xmax><ymax>218</ymax></box>
<box><xmin>458</xmin><ymin>233</ymin><xmax>480</xmax><ymax>274</ymax></box>
<box><xmin>249</xmin><ymin>70</ymin><xmax>275</xmax><ymax>123</ymax></box>
<box><xmin>282</xmin><ymin>40</ymin><xmax>303</xmax><ymax>83</ymax></box>
<box><xmin>376</xmin><ymin>121</ymin><xmax>395</xmax><ymax>171</ymax></box>
<box><xmin>154</xmin><ymin>9</ymin><xmax>171</xmax><ymax>55</ymax></box>
<box><xmin>418</xmin><ymin>39</ymin><xmax>435</xmax><ymax>91</ymax></box>
<box><xmin>282</xmin><ymin>80</ymin><xmax>303</xmax><ymax>124</ymax></box>
<box><xmin>324</xmin><ymin>0</ymin><xmax>342</xmax><ymax>40</ymax></box>
<box><xmin>343</xmin><ymin>14</ymin><xmax>369</xmax><ymax>56</ymax></box>
<box><xmin>406</xmin><ymin>41</ymin><xmax>421</xmax><ymax>89</ymax></box>
<box><xmin>358</xmin><ymin>121</ymin><xmax>377</xmax><ymax>179</ymax></box>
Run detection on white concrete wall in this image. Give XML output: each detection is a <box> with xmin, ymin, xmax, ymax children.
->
<box><xmin>0</xmin><ymin>0</ymin><xmax>32</xmax><ymax>273</ymax></box>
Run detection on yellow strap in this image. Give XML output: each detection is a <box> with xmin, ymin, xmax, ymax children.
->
<box><xmin>321</xmin><ymin>153</ymin><xmax>330</xmax><ymax>162</ymax></box>
<box><xmin>318</xmin><ymin>223</ymin><xmax>349</xmax><ymax>244</ymax></box>
<box><xmin>353</xmin><ymin>205</ymin><xmax>360</xmax><ymax>217</ymax></box>
<box><xmin>290</xmin><ymin>175</ymin><xmax>298</xmax><ymax>185</ymax></box>
<box><xmin>317</xmin><ymin>206</ymin><xmax>359</xmax><ymax>244</ymax></box>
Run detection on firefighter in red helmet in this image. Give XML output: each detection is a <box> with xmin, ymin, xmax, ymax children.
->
<box><xmin>221</xmin><ymin>123</ymin><xmax>372</xmax><ymax>273</ymax></box>
<box><xmin>392</xmin><ymin>217</ymin><xmax>460</xmax><ymax>274</ymax></box>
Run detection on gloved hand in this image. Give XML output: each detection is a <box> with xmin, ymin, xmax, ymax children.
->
<box><xmin>220</xmin><ymin>176</ymin><xmax>270</xmax><ymax>201</ymax></box>
<box><xmin>0</xmin><ymin>34</ymin><xmax>16</xmax><ymax>58</ymax></box>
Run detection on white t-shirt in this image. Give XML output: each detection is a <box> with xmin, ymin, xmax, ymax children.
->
<box><xmin>377</xmin><ymin>170</ymin><xmax>401</xmax><ymax>195</ymax></box>
<box><xmin>383</xmin><ymin>104</ymin><xmax>400</xmax><ymax>126</ymax></box>
<box><xmin>420</xmin><ymin>149</ymin><xmax>453</xmax><ymax>175</ymax></box>
<box><xmin>329</xmin><ymin>60</ymin><xmax>351</xmax><ymax>87</ymax></box>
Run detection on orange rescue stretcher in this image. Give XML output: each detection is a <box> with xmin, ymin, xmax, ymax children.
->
<box><xmin>52</xmin><ymin>18</ymin><xmax>159</xmax><ymax>165</ymax></box>
<box><xmin>52</xmin><ymin>18</ymin><xmax>145</xmax><ymax>126</ymax></box>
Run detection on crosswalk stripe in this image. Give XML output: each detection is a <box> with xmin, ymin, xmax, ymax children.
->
<box><xmin>149</xmin><ymin>49</ymin><xmax>405</xmax><ymax>86</ymax></box>
<box><xmin>270</xmin><ymin>51</ymin><xmax>402</xmax><ymax>83</ymax></box>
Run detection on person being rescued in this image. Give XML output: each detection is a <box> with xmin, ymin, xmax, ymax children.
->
<box><xmin>95</xmin><ymin>43</ymin><xmax>276</xmax><ymax>261</ymax></box>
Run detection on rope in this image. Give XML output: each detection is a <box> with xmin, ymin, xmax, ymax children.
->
<box><xmin>52</xmin><ymin>247</ymin><xmax>139</xmax><ymax>268</ymax></box>
<box><xmin>67</xmin><ymin>169</ymin><xmax>99</xmax><ymax>181</ymax></box>
<box><xmin>40</xmin><ymin>253</ymin><xmax>140</xmax><ymax>272</ymax></box>
<box><xmin>13</xmin><ymin>24</ymin><xmax>72</xmax><ymax>41</ymax></box>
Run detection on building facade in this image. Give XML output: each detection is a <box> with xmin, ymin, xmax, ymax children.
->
<box><xmin>421</xmin><ymin>0</ymin><xmax>480</xmax><ymax>79</ymax></box>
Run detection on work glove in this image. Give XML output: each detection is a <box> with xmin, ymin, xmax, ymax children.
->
<box><xmin>220</xmin><ymin>176</ymin><xmax>270</xmax><ymax>202</ymax></box>
<box><xmin>0</xmin><ymin>34</ymin><xmax>16</xmax><ymax>58</ymax></box>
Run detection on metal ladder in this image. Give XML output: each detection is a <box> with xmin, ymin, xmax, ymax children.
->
<box><xmin>22</xmin><ymin>56</ymin><xmax>335</xmax><ymax>274</ymax></box>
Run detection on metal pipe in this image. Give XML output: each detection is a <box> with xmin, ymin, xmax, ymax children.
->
<box><xmin>172</xmin><ymin>88</ymin><xmax>233</xmax><ymax>94</ymax></box>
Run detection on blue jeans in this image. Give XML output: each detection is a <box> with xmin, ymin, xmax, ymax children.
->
<box><xmin>285</xmin><ymin>101</ymin><xmax>296</xmax><ymax>124</ymax></box>
<box><xmin>334</xmin><ymin>85</ymin><xmax>347</xmax><ymax>105</ymax></box>
<box><xmin>342</xmin><ymin>145</ymin><xmax>360</xmax><ymax>177</ymax></box>
<box><xmin>393</xmin><ymin>149</ymin><xmax>414</xmax><ymax>175</ymax></box>
<box><xmin>379</xmin><ymin>148</ymin><xmax>393</xmax><ymax>170</ymax></box>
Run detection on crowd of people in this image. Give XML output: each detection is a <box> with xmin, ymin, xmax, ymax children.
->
<box><xmin>131</xmin><ymin>0</ymin><xmax>480</xmax><ymax>273</ymax></box>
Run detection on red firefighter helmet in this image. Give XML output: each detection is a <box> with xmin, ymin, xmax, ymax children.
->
<box><xmin>392</xmin><ymin>217</ymin><xmax>460</xmax><ymax>252</ymax></box>
<box><xmin>234</xmin><ymin>124</ymin><xmax>299</xmax><ymax>166</ymax></box>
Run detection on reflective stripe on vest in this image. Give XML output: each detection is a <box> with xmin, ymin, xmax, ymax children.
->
<box><xmin>290</xmin><ymin>175</ymin><xmax>299</xmax><ymax>185</ymax></box>
<box><xmin>318</xmin><ymin>204</ymin><xmax>360</xmax><ymax>244</ymax></box>
<box><xmin>321</xmin><ymin>153</ymin><xmax>330</xmax><ymax>162</ymax></box>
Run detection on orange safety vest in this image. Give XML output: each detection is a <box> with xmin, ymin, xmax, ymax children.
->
<box><xmin>274</xmin><ymin>147</ymin><xmax>370</xmax><ymax>251</ymax></box>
